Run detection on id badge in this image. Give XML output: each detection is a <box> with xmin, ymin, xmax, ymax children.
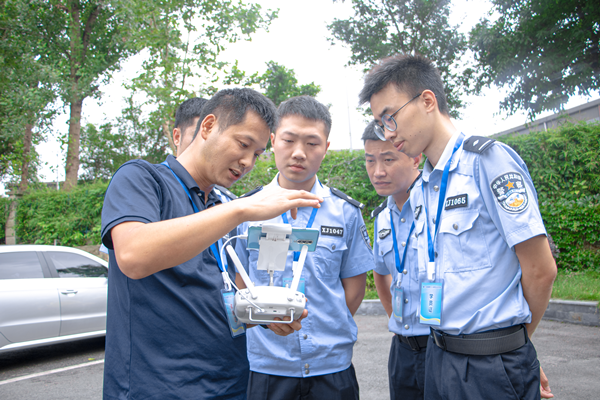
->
<box><xmin>392</xmin><ymin>286</ymin><xmax>404</xmax><ymax>322</ymax></box>
<box><xmin>419</xmin><ymin>281</ymin><xmax>443</xmax><ymax>326</ymax></box>
<box><xmin>282</xmin><ymin>277</ymin><xmax>306</xmax><ymax>295</ymax></box>
<box><xmin>221</xmin><ymin>289</ymin><xmax>245</xmax><ymax>337</ymax></box>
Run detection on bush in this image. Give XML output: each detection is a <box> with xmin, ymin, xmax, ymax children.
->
<box><xmin>15</xmin><ymin>181</ymin><xmax>108</xmax><ymax>246</ymax></box>
<box><xmin>0</xmin><ymin>196</ymin><xmax>10</xmax><ymax>244</ymax></box>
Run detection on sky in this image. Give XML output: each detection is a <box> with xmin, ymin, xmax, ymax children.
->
<box><xmin>5</xmin><ymin>0</ymin><xmax>598</xmax><ymax>195</ymax></box>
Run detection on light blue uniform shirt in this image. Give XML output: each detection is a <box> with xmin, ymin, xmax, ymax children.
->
<box><xmin>373</xmin><ymin>196</ymin><xmax>429</xmax><ymax>337</ymax></box>
<box><xmin>409</xmin><ymin>133</ymin><xmax>547</xmax><ymax>335</ymax></box>
<box><xmin>235</xmin><ymin>175</ymin><xmax>374</xmax><ymax>378</ymax></box>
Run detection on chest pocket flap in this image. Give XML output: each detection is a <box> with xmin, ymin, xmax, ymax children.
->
<box><xmin>314</xmin><ymin>237</ymin><xmax>348</xmax><ymax>279</ymax></box>
<box><xmin>439</xmin><ymin>210</ymin><xmax>479</xmax><ymax>236</ymax></box>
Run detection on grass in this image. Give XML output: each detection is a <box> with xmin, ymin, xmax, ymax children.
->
<box><xmin>551</xmin><ymin>269</ymin><xmax>600</xmax><ymax>302</ymax></box>
<box><xmin>362</xmin><ymin>269</ymin><xmax>600</xmax><ymax>303</ymax></box>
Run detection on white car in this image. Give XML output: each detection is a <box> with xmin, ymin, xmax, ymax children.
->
<box><xmin>0</xmin><ymin>245</ymin><xmax>108</xmax><ymax>353</ymax></box>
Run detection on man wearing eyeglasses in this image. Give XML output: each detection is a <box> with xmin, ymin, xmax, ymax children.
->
<box><xmin>360</xmin><ymin>54</ymin><xmax>556</xmax><ymax>400</ymax></box>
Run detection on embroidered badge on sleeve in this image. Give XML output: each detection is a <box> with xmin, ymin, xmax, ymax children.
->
<box><xmin>360</xmin><ymin>225</ymin><xmax>372</xmax><ymax>251</ymax></box>
<box><xmin>491</xmin><ymin>172</ymin><xmax>529</xmax><ymax>213</ymax></box>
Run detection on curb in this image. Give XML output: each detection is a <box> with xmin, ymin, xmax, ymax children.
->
<box><xmin>357</xmin><ymin>299</ymin><xmax>600</xmax><ymax>327</ymax></box>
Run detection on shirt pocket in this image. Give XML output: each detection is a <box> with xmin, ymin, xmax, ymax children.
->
<box><xmin>314</xmin><ymin>236</ymin><xmax>347</xmax><ymax>279</ymax></box>
<box><xmin>439</xmin><ymin>211</ymin><xmax>492</xmax><ymax>272</ymax></box>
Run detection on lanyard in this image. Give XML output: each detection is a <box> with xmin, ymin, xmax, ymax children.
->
<box><xmin>389</xmin><ymin>209</ymin><xmax>415</xmax><ymax>284</ymax></box>
<box><xmin>421</xmin><ymin>133</ymin><xmax>464</xmax><ymax>280</ymax></box>
<box><xmin>281</xmin><ymin>207</ymin><xmax>319</xmax><ymax>261</ymax></box>
<box><xmin>161</xmin><ymin>161</ymin><xmax>228</xmax><ymax>276</ymax></box>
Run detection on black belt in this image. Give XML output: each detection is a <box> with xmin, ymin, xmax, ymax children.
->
<box><xmin>430</xmin><ymin>324</ymin><xmax>527</xmax><ymax>356</ymax></box>
<box><xmin>396</xmin><ymin>334</ymin><xmax>429</xmax><ymax>351</ymax></box>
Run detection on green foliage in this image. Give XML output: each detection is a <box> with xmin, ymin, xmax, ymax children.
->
<box><xmin>469</xmin><ymin>0</ymin><xmax>600</xmax><ymax>118</ymax></box>
<box><xmin>15</xmin><ymin>181</ymin><xmax>108</xmax><ymax>246</ymax></box>
<box><xmin>328</xmin><ymin>0</ymin><xmax>475</xmax><ymax>117</ymax></box>
<box><xmin>497</xmin><ymin>122</ymin><xmax>600</xmax><ymax>271</ymax></box>
<box><xmin>0</xmin><ymin>197</ymin><xmax>10</xmax><ymax>244</ymax></box>
<box><xmin>252</xmin><ymin>61</ymin><xmax>321</xmax><ymax>107</ymax></box>
<box><xmin>552</xmin><ymin>269</ymin><xmax>600</xmax><ymax>301</ymax></box>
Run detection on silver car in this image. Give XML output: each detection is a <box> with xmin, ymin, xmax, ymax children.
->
<box><xmin>0</xmin><ymin>245</ymin><xmax>108</xmax><ymax>353</ymax></box>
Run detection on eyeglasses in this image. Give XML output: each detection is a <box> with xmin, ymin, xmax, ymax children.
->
<box><xmin>374</xmin><ymin>93</ymin><xmax>422</xmax><ymax>141</ymax></box>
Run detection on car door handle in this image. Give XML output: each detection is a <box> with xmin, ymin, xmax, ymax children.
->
<box><xmin>60</xmin><ymin>289</ymin><xmax>78</xmax><ymax>295</ymax></box>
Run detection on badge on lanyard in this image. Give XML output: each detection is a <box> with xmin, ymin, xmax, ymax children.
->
<box><xmin>283</xmin><ymin>277</ymin><xmax>306</xmax><ymax>295</ymax></box>
<box><xmin>420</xmin><ymin>282</ymin><xmax>443</xmax><ymax>326</ymax></box>
<box><xmin>221</xmin><ymin>289</ymin><xmax>246</xmax><ymax>337</ymax></box>
<box><xmin>392</xmin><ymin>282</ymin><xmax>404</xmax><ymax>322</ymax></box>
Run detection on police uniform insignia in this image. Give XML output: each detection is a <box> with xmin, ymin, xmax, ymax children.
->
<box><xmin>331</xmin><ymin>187</ymin><xmax>364</xmax><ymax>209</ymax></box>
<box><xmin>214</xmin><ymin>185</ymin><xmax>238</xmax><ymax>200</ymax></box>
<box><xmin>463</xmin><ymin>136</ymin><xmax>496</xmax><ymax>154</ymax></box>
<box><xmin>445</xmin><ymin>194</ymin><xmax>468</xmax><ymax>210</ymax></box>
<box><xmin>491</xmin><ymin>172</ymin><xmax>529</xmax><ymax>213</ymax></box>
<box><xmin>370</xmin><ymin>202</ymin><xmax>387</xmax><ymax>219</ymax></box>
<box><xmin>360</xmin><ymin>225</ymin><xmax>372</xmax><ymax>250</ymax></box>
<box><xmin>321</xmin><ymin>226</ymin><xmax>344</xmax><ymax>237</ymax></box>
<box><xmin>238</xmin><ymin>185</ymin><xmax>263</xmax><ymax>198</ymax></box>
<box><xmin>414</xmin><ymin>205</ymin><xmax>422</xmax><ymax>220</ymax></box>
<box><xmin>378</xmin><ymin>228</ymin><xmax>391</xmax><ymax>240</ymax></box>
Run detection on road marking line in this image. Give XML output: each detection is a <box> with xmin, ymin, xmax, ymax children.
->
<box><xmin>0</xmin><ymin>359</ymin><xmax>104</xmax><ymax>386</ymax></box>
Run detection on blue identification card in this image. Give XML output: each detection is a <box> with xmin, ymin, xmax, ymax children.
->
<box><xmin>221</xmin><ymin>289</ymin><xmax>245</xmax><ymax>337</ymax></box>
<box><xmin>392</xmin><ymin>286</ymin><xmax>404</xmax><ymax>322</ymax></box>
<box><xmin>282</xmin><ymin>277</ymin><xmax>306</xmax><ymax>295</ymax></box>
<box><xmin>420</xmin><ymin>282</ymin><xmax>443</xmax><ymax>326</ymax></box>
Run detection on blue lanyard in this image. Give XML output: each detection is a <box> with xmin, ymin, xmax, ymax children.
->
<box><xmin>281</xmin><ymin>207</ymin><xmax>319</xmax><ymax>261</ymax></box>
<box><xmin>162</xmin><ymin>161</ymin><xmax>227</xmax><ymax>273</ymax></box>
<box><xmin>422</xmin><ymin>133</ymin><xmax>464</xmax><ymax>264</ymax></box>
<box><xmin>389</xmin><ymin>209</ymin><xmax>415</xmax><ymax>280</ymax></box>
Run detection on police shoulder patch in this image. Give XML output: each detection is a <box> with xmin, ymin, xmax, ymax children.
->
<box><xmin>370</xmin><ymin>201</ymin><xmax>387</xmax><ymax>219</ymax></box>
<box><xmin>331</xmin><ymin>187</ymin><xmax>364</xmax><ymax>209</ymax></box>
<box><xmin>214</xmin><ymin>185</ymin><xmax>238</xmax><ymax>200</ymax></box>
<box><xmin>238</xmin><ymin>185</ymin><xmax>263</xmax><ymax>199</ymax></box>
<box><xmin>463</xmin><ymin>136</ymin><xmax>496</xmax><ymax>154</ymax></box>
<box><xmin>490</xmin><ymin>172</ymin><xmax>529</xmax><ymax>213</ymax></box>
<box><xmin>360</xmin><ymin>225</ymin><xmax>372</xmax><ymax>251</ymax></box>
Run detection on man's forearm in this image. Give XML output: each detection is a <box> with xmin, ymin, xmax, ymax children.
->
<box><xmin>342</xmin><ymin>273</ymin><xmax>367</xmax><ymax>316</ymax></box>
<box><xmin>374</xmin><ymin>272</ymin><xmax>393</xmax><ymax>318</ymax></box>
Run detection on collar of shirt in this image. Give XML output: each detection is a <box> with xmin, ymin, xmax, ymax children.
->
<box><xmin>269</xmin><ymin>173</ymin><xmax>330</xmax><ymax>199</ymax></box>
<box><xmin>166</xmin><ymin>154</ymin><xmax>222</xmax><ymax>208</ymax></box>
<box><xmin>422</xmin><ymin>131</ymin><xmax>463</xmax><ymax>183</ymax></box>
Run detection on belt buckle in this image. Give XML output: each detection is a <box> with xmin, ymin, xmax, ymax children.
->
<box><xmin>406</xmin><ymin>336</ymin><xmax>421</xmax><ymax>351</ymax></box>
<box><xmin>431</xmin><ymin>329</ymin><xmax>447</xmax><ymax>351</ymax></box>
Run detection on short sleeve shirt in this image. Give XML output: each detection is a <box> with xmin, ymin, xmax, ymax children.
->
<box><xmin>101</xmin><ymin>155</ymin><xmax>248</xmax><ymax>400</ymax></box>
<box><xmin>235</xmin><ymin>175</ymin><xmax>375</xmax><ymax>377</ymax></box>
<box><xmin>409</xmin><ymin>133</ymin><xmax>547</xmax><ymax>335</ymax></box>
<box><xmin>373</xmin><ymin>196</ymin><xmax>429</xmax><ymax>337</ymax></box>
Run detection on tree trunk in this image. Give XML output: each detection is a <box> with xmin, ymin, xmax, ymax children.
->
<box><xmin>19</xmin><ymin>123</ymin><xmax>33</xmax><ymax>192</ymax></box>
<box><xmin>64</xmin><ymin>97</ymin><xmax>83</xmax><ymax>191</ymax></box>
<box><xmin>162</xmin><ymin>120</ymin><xmax>176</xmax><ymax>154</ymax></box>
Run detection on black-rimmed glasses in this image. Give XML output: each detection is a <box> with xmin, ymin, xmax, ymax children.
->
<box><xmin>374</xmin><ymin>93</ymin><xmax>422</xmax><ymax>141</ymax></box>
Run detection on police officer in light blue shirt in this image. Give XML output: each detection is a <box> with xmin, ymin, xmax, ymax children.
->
<box><xmin>363</xmin><ymin>121</ymin><xmax>428</xmax><ymax>400</ymax></box>
<box><xmin>360</xmin><ymin>55</ymin><xmax>557</xmax><ymax>400</ymax></box>
<box><xmin>235</xmin><ymin>96</ymin><xmax>374</xmax><ymax>400</ymax></box>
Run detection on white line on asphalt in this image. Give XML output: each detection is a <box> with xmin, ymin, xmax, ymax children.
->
<box><xmin>0</xmin><ymin>359</ymin><xmax>105</xmax><ymax>386</ymax></box>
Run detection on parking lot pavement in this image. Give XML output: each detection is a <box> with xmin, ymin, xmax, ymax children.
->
<box><xmin>353</xmin><ymin>315</ymin><xmax>600</xmax><ymax>400</ymax></box>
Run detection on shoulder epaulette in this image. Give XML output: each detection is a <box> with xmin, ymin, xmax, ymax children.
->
<box><xmin>407</xmin><ymin>170</ymin><xmax>423</xmax><ymax>193</ymax></box>
<box><xmin>214</xmin><ymin>185</ymin><xmax>238</xmax><ymax>200</ymax></box>
<box><xmin>330</xmin><ymin>187</ymin><xmax>364</xmax><ymax>210</ymax></box>
<box><xmin>370</xmin><ymin>201</ymin><xmax>387</xmax><ymax>219</ymax></box>
<box><xmin>238</xmin><ymin>185</ymin><xmax>263</xmax><ymax>199</ymax></box>
<box><xmin>463</xmin><ymin>136</ymin><xmax>496</xmax><ymax>154</ymax></box>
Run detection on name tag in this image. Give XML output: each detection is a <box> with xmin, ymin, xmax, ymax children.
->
<box><xmin>444</xmin><ymin>194</ymin><xmax>468</xmax><ymax>210</ymax></box>
<box><xmin>321</xmin><ymin>226</ymin><xmax>344</xmax><ymax>237</ymax></box>
<box><xmin>420</xmin><ymin>282</ymin><xmax>443</xmax><ymax>326</ymax></box>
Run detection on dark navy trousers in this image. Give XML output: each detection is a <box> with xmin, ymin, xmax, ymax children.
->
<box><xmin>246</xmin><ymin>365</ymin><xmax>359</xmax><ymax>400</ymax></box>
<box><xmin>424</xmin><ymin>335</ymin><xmax>541</xmax><ymax>400</ymax></box>
<box><xmin>388</xmin><ymin>335</ymin><xmax>427</xmax><ymax>400</ymax></box>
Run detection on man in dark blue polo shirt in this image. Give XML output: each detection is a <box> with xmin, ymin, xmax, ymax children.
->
<box><xmin>101</xmin><ymin>88</ymin><xmax>322</xmax><ymax>400</ymax></box>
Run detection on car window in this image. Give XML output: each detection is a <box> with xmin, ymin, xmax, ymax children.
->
<box><xmin>46</xmin><ymin>252</ymin><xmax>108</xmax><ymax>278</ymax></box>
<box><xmin>0</xmin><ymin>251</ymin><xmax>45</xmax><ymax>279</ymax></box>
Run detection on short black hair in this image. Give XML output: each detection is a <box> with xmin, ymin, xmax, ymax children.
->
<box><xmin>359</xmin><ymin>54</ymin><xmax>449</xmax><ymax>116</ymax></box>
<box><xmin>275</xmin><ymin>96</ymin><xmax>332</xmax><ymax>137</ymax></box>
<box><xmin>174</xmin><ymin>98</ymin><xmax>208</xmax><ymax>134</ymax></box>
<box><xmin>194</xmin><ymin>88</ymin><xmax>276</xmax><ymax>139</ymax></box>
<box><xmin>361</xmin><ymin>120</ymin><xmax>380</xmax><ymax>143</ymax></box>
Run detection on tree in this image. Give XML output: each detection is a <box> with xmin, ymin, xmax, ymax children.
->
<box><xmin>252</xmin><ymin>61</ymin><xmax>321</xmax><ymax>106</ymax></box>
<box><xmin>124</xmin><ymin>0</ymin><xmax>277</xmax><ymax>155</ymax></box>
<box><xmin>469</xmin><ymin>0</ymin><xmax>600</xmax><ymax>118</ymax></box>
<box><xmin>0</xmin><ymin>0</ymin><xmax>57</xmax><ymax>191</ymax></box>
<box><xmin>32</xmin><ymin>0</ymin><xmax>135</xmax><ymax>190</ymax></box>
<box><xmin>328</xmin><ymin>0</ymin><xmax>473</xmax><ymax>117</ymax></box>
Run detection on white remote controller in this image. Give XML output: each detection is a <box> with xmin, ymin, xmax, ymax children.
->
<box><xmin>234</xmin><ymin>286</ymin><xmax>306</xmax><ymax>324</ymax></box>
